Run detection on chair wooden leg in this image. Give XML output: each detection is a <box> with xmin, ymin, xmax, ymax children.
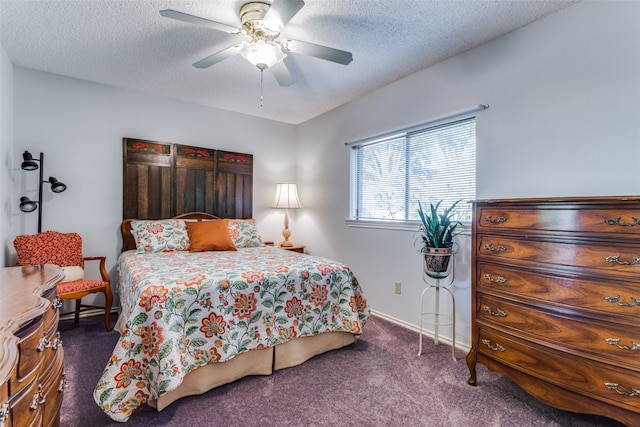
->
<box><xmin>74</xmin><ymin>299</ymin><xmax>81</xmax><ymax>324</ymax></box>
<box><xmin>104</xmin><ymin>290</ymin><xmax>113</xmax><ymax>332</ymax></box>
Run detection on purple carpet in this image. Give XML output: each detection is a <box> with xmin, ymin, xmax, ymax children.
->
<box><xmin>59</xmin><ymin>314</ymin><xmax>623</xmax><ymax>426</ymax></box>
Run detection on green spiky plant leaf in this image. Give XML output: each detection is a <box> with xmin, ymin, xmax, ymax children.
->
<box><xmin>417</xmin><ymin>199</ymin><xmax>463</xmax><ymax>250</ymax></box>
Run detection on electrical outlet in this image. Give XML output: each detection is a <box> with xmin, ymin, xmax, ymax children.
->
<box><xmin>394</xmin><ymin>281</ymin><xmax>401</xmax><ymax>294</ymax></box>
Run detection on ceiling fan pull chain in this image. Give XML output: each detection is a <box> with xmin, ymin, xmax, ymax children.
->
<box><xmin>260</xmin><ymin>67</ymin><xmax>264</xmax><ymax>107</ymax></box>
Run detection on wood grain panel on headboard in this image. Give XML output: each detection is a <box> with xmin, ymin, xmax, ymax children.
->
<box><xmin>175</xmin><ymin>144</ymin><xmax>217</xmax><ymax>215</ymax></box>
<box><xmin>123</xmin><ymin>139</ymin><xmax>173</xmax><ymax>219</ymax></box>
<box><xmin>215</xmin><ymin>150</ymin><xmax>253</xmax><ymax>219</ymax></box>
<box><xmin>123</xmin><ymin>138</ymin><xmax>253</xmax><ymax>220</ymax></box>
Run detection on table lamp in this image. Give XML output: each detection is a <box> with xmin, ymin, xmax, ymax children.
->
<box><xmin>271</xmin><ymin>183</ymin><xmax>301</xmax><ymax>247</ymax></box>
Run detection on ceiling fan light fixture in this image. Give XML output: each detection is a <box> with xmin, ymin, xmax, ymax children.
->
<box><xmin>240</xmin><ymin>40</ymin><xmax>287</xmax><ymax>69</ymax></box>
<box><xmin>160</xmin><ymin>0</ymin><xmax>352</xmax><ymax>90</ymax></box>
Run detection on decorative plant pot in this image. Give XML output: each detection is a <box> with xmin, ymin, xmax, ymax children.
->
<box><xmin>423</xmin><ymin>247</ymin><xmax>453</xmax><ymax>278</ymax></box>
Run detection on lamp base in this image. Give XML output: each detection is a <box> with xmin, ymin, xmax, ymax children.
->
<box><xmin>280</xmin><ymin>225</ymin><xmax>293</xmax><ymax>247</ymax></box>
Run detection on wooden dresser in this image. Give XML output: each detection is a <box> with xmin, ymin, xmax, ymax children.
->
<box><xmin>0</xmin><ymin>265</ymin><xmax>66</xmax><ymax>427</ymax></box>
<box><xmin>466</xmin><ymin>197</ymin><xmax>640</xmax><ymax>426</ymax></box>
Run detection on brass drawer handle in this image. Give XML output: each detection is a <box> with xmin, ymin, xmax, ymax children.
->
<box><xmin>36</xmin><ymin>332</ymin><xmax>51</xmax><ymax>352</ymax></box>
<box><xmin>604</xmin><ymin>383</ymin><xmax>640</xmax><ymax>398</ymax></box>
<box><xmin>604</xmin><ymin>255</ymin><xmax>640</xmax><ymax>265</ymax></box>
<box><xmin>604</xmin><ymin>295</ymin><xmax>640</xmax><ymax>307</ymax></box>
<box><xmin>30</xmin><ymin>384</ymin><xmax>46</xmax><ymax>410</ymax></box>
<box><xmin>604</xmin><ymin>338</ymin><xmax>640</xmax><ymax>351</ymax></box>
<box><xmin>483</xmin><ymin>274</ymin><xmax>506</xmax><ymax>283</ymax></box>
<box><xmin>51</xmin><ymin>332</ymin><xmax>63</xmax><ymax>350</ymax></box>
<box><xmin>481</xmin><ymin>339</ymin><xmax>505</xmax><ymax>352</ymax></box>
<box><xmin>483</xmin><ymin>306</ymin><xmax>508</xmax><ymax>317</ymax></box>
<box><xmin>483</xmin><ymin>244</ymin><xmax>507</xmax><ymax>253</ymax></box>
<box><xmin>52</xmin><ymin>295</ymin><xmax>63</xmax><ymax>310</ymax></box>
<box><xmin>58</xmin><ymin>372</ymin><xmax>68</xmax><ymax>392</ymax></box>
<box><xmin>484</xmin><ymin>215</ymin><xmax>507</xmax><ymax>224</ymax></box>
<box><xmin>0</xmin><ymin>402</ymin><xmax>8</xmax><ymax>424</ymax></box>
<box><xmin>604</xmin><ymin>217</ymin><xmax>640</xmax><ymax>227</ymax></box>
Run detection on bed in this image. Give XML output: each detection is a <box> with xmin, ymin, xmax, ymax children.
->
<box><xmin>93</xmin><ymin>213</ymin><xmax>370</xmax><ymax>422</ymax></box>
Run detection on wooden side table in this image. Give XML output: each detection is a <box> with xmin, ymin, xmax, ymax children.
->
<box><xmin>279</xmin><ymin>245</ymin><xmax>305</xmax><ymax>253</ymax></box>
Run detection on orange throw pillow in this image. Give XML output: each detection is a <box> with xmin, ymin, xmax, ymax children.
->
<box><xmin>186</xmin><ymin>219</ymin><xmax>237</xmax><ymax>252</ymax></box>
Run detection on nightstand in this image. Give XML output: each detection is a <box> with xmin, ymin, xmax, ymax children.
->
<box><xmin>279</xmin><ymin>245</ymin><xmax>305</xmax><ymax>253</ymax></box>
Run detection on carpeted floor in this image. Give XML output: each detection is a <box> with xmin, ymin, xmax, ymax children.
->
<box><xmin>59</xmin><ymin>314</ymin><xmax>624</xmax><ymax>426</ymax></box>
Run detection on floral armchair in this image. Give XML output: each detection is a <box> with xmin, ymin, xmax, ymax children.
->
<box><xmin>14</xmin><ymin>230</ymin><xmax>113</xmax><ymax>331</ymax></box>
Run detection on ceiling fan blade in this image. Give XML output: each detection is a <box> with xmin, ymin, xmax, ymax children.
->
<box><xmin>193</xmin><ymin>45</ymin><xmax>242</xmax><ymax>69</ymax></box>
<box><xmin>160</xmin><ymin>9</ymin><xmax>239</xmax><ymax>34</ymax></box>
<box><xmin>271</xmin><ymin>61</ymin><xmax>294</xmax><ymax>87</ymax></box>
<box><xmin>283</xmin><ymin>39</ymin><xmax>353</xmax><ymax>65</ymax></box>
<box><xmin>263</xmin><ymin>0</ymin><xmax>305</xmax><ymax>32</ymax></box>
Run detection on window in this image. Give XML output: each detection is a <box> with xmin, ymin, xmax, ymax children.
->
<box><xmin>349</xmin><ymin>117</ymin><xmax>476</xmax><ymax>224</ymax></box>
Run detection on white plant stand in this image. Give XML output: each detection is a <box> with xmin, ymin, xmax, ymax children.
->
<box><xmin>418</xmin><ymin>252</ymin><xmax>456</xmax><ymax>361</ymax></box>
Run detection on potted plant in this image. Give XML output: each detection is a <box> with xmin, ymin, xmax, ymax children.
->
<box><xmin>417</xmin><ymin>199</ymin><xmax>462</xmax><ymax>278</ymax></box>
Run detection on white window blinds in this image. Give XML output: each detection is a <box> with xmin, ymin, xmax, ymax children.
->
<box><xmin>350</xmin><ymin>117</ymin><xmax>476</xmax><ymax>223</ymax></box>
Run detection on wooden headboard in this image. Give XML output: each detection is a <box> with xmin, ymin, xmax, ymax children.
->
<box><xmin>121</xmin><ymin>212</ymin><xmax>220</xmax><ymax>252</ymax></box>
<box><xmin>122</xmin><ymin>138</ymin><xmax>253</xmax><ymax>220</ymax></box>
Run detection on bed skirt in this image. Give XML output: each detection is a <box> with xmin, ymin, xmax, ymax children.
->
<box><xmin>115</xmin><ymin>303</ymin><xmax>357</xmax><ymax>412</ymax></box>
<box><xmin>146</xmin><ymin>331</ymin><xmax>356</xmax><ymax>411</ymax></box>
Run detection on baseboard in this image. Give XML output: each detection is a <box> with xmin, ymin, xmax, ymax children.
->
<box><xmin>370</xmin><ymin>310</ymin><xmax>470</xmax><ymax>353</ymax></box>
<box><xmin>59</xmin><ymin>307</ymin><xmax>119</xmax><ymax>322</ymax></box>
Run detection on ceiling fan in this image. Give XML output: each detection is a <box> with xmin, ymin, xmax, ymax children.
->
<box><xmin>160</xmin><ymin>0</ymin><xmax>353</xmax><ymax>88</ymax></box>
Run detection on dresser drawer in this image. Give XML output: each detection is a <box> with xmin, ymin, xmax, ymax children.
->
<box><xmin>41</xmin><ymin>350</ymin><xmax>64</xmax><ymax>427</ymax></box>
<box><xmin>7</xmin><ymin>376</ymin><xmax>43</xmax><ymax>427</ymax></box>
<box><xmin>477</xmin><ymin>205</ymin><xmax>640</xmax><ymax>237</ymax></box>
<box><xmin>477</xmin><ymin>262</ymin><xmax>640</xmax><ymax>320</ymax></box>
<box><xmin>478</xmin><ymin>294</ymin><xmax>640</xmax><ymax>369</ymax></box>
<box><xmin>477</xmin><ymin>235</ymin><xmax>640</xmax><ymax>279</ymax></box>
<box><xmin>478</xmin><ymin>327</ymin><xmax>640</xmax><ymax>413</ymax></box>
<box><xmin>42</xmin><ymin>288</ymin><xmax>59</xmax><ymax>336</ymax></box>
<box><xmin>10</xmin><ymin>317</ymin><xmax>45</xmax><ymax>397</ymax></box>
<box><xmin>41</xmin><ymin>333</ymin><xmax>63</xmax><ymax>382</ymax></box>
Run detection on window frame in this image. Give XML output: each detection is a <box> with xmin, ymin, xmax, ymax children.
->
<box><xmin>346</xmin><ymin>106</ymin><xmax>486</xmax><ymax>230</ymax></box>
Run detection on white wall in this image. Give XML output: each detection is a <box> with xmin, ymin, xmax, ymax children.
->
<box><xmin>0</xmin><ymin>42</ymin><xmax>14</xmax><ymax>267</ymax></box>
<box><xmin>295</xmin><ymin>1</ymin><xmax>640</xmax><ymax>348</ymax></box>
<box><xmin>10</xmin><ymin>69</ymin><xmax>297</xmax><ymax>311</ymax></box>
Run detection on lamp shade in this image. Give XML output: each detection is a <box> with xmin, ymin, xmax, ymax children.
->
<box><xmin>21</xmin><ymin>151</ymin><xmax>39</xmax><ymax>171</ymax></box>
<box><xmin>272</xmin><ymin>183</ymin><xmax>301</xmax><ymax>209</ymax></box>
<box><xmin>49</xmin><ymin>177</ymin><xmax>67</xmax><ymax>193</ymax></box>
<box><xmin>19</xmin><ymin>196</ymin><xmax>38</xmax><ymax>213</ymax></box>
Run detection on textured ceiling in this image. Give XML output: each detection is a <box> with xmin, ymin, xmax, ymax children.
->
<box><xmin>0</xmin><ymin>0</ymin><xmax>578</xmax><ymax>124</ymax></box>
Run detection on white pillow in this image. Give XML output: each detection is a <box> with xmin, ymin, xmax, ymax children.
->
<box><xmin>61</xmin><ymin>266</ymin><xmax>84</xmax><ymax>283</ymax></box>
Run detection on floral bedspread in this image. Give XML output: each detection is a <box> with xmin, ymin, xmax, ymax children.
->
<box><xmin>93</xmin><ymin>247</ymin><xmax>369</xmax><ymax>422</ymax></box>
